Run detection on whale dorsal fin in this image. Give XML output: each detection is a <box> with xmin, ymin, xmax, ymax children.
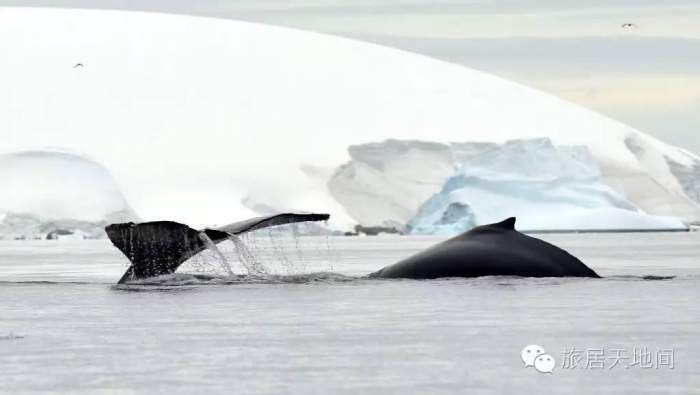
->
<box><xmin>492</xmin><ymin>217</ymin><xmax>517</xmax><ymax>231</ymax></box>
<box><xmin>453</xmin><ymin>217</ymin><xmax>517</xmax><ymax>241</ymax></box>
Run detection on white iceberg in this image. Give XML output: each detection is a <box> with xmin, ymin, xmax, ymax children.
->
<box><xmin>0</xmin><ymin>150</ymin><xmax>138</xmax><ymax>239</ymax></box>
<box><xmin>407</xmin><ymin>139</ymin><xmax>687</xmax><ymax>234</ymax></box>
<box><xmin>0</xmin><ymin>8</ymin><xmax>698</xmax><ymax>229</ymax></box>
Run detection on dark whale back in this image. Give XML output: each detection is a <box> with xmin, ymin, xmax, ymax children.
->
<box><xmin>370</xmin><ymin>217</ymin><xmax>599</xmax><ymax>279</ymax></box>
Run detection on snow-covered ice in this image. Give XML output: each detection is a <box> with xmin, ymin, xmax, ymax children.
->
<box><xmin>328</xmin><ymin>140</ymin><xmax>456</xmax><ymax>227</ymax></box>
<box><xmin>0</xmin><ymin>150</ymin><xmax>136</xmax><ymax>221</ymax></box>
<box><xmin>407</xmin><ymin>139</ymin><xmax>687</xmax><ymax>233</ymax></box>
<box><xmin>0</xmin><ymin>150</ymin><xmax>138</xmax><ymax>239</ymax></box>
<box><xmin>331</xmin><ymin>138</ymin><xmax>697</xmax><ymax>231</ymax></box>
<box><xmin>0</xmin><ymin>8</ymin><xmax>699</xmax><ymax>230</ymax></box>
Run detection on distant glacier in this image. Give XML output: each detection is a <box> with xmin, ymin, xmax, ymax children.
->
<box><xmin>1</xmin><ymin>8</ymin><xmax>699</xmax><ymax>236</ymax></box>
<box><xmin>404</xmin><ymin>138</ymin><xmax>688</xmax><ymax>233</ymax></box>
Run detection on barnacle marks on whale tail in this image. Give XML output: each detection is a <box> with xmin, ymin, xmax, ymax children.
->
<box><xmin>106</xmin><ymin>213</ymin><xmax>330</xmax><ymax>284</ymax></box>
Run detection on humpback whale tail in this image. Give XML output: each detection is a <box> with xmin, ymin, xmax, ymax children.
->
<box><xmin>106</xmin><ymin>213</ymin><xmax>330</xmax><ymax>284</ymax></box>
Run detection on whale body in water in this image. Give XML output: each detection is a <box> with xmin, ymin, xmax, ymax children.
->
<box><xmin>106</xmin><ymin>215</ymin><xmax>599</xmax><ymax>283</ymax></box>
<box><xmin>369</xmin><ymin>217</ymin><xmax>599</xmax><ymax>279</ymax></box>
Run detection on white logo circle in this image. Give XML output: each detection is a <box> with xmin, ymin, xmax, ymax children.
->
<box><xmin>521</xmin><ymin>344</ymin><xmax>546</xmax><ymax>367</ymax></box>
<box><xmin>534</xmin><ymin>353</ymin><xmax>556</xmax><ymax>373</ymax></box>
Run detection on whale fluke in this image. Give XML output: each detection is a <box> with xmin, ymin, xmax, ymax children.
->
<box><xmin>217</xmin><ymin>213</ymin><xmax>330</xmax><ymax>235</ymax></box>
<box><xmin>106</xmin><ymin>213</ymin><xmax>330</xmax><ymax>284</ymax></box>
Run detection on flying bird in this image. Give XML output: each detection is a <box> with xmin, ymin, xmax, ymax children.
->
<box><xmin>621</xmin><ymin>23</ymin><xmax>638</xmax><ymax>29</ymax></box>
<box><xmin>73</xmin><ymin>63</ymin><xmax>84</xmax><ymax>69</ymax></box>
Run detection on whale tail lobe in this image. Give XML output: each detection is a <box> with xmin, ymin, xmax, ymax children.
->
<box><xmin>106</xmin><ymin>213</ymin><xmax>330</xmax><ymax>284</ymax></box>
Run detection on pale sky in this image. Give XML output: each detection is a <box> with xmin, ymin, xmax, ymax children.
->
<box><xmin>3</xmin><ymin>0</ymin><xmax>699</xmax><ymax>154</ymax></box>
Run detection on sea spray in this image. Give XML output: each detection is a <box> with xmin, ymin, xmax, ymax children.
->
<box><xmin>323</xmin><ymin>231</ymin><xmax>336</xmax><ymax>273</ymax></box>
<box><xmin>267</xmin><ymin>227</ymin><xmax>295</xmax><ymax>274</ymax></box>
<box><xmin>229</xmin><ymin>234</ymin><xmax>268</xmax><ymax>275</ymax></box>
<box><xmin>289</xmin><ymin>223</ymin><xmax>307</xmax><ymax>273</ymax></box>
<box><xmin>198</xmin><ymin>232</ymin><xmax>234</xmax><ymax>276</ymax></box>
<box><xmin>177</xmin><ymin>224</ymin><xmax>338</xmax><ymax>277</ymax></box>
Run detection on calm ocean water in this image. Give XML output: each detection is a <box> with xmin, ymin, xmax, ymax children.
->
<box><xmin>1</xmin><ymin>232</ymin><xmax>699</xmax><ymax>394</ymax></box>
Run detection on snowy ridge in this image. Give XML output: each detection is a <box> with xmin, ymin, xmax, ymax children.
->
<box><xmin>668</xmin><ymin>157</ymin><xmax>700</xmax><ymax>205</ymax></box>
<box><xmin>596</xmin><ymin>135</ymin><xmax>700</xmax><ymax>220</ymax></box>
<box><xmin>0</xmin><ymin>8</ymin><xmax>699</xmax><ymax>231</ymax></box>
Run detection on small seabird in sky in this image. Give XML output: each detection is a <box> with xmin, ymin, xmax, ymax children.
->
<box><xmin>621</xmin><ymin>23</ymin><xmax>638</xmax><ymax>29</ymax></box>
<box><xmin>73</xmin><ymin>63</ymin><xmax>84</xmax><ymax>69</ymax></box>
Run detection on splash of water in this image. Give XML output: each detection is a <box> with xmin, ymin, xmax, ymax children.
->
<box><xmin>177</xmin><ymin>224</ymin><xmax>339</xmax><ymax>278</ymax></box>
<box><xmin>267</xmin><ymin>227</ymin><xmax>295</xmax><ymax>273</ymax></box>
<box><xmin>198</xmin><ymin>232</ymin><xmax>234</xmax><ymax>276</ymax></box>
<box><xmin>229</xmin><ymin>234</ymin><xmax>268</xmax><ymax>275</ymax></box>
<box><xmin>289</xmin><ymin>223</ymin><xmax>306</xmax><ymax>271</ymax></box>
